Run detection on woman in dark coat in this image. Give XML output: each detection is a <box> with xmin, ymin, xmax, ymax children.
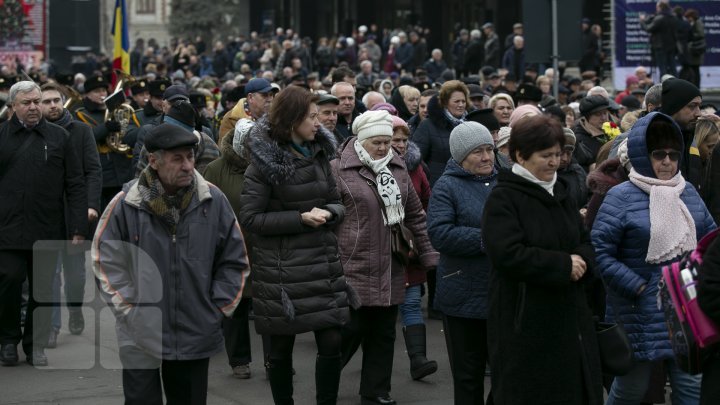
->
<box><xmin>239</xmin><ymin>86</ymin><xmax>352</xmax><ymax>405</ymax></box>
<box><xmin>427</xmin><ymin>121</ymin><xmax>498</xmax><ymax>405</ymax></box>
<box><xmin>482</xmin><ymin>115</ymin><xmax>603</xmax><ymax>405</ymax></box>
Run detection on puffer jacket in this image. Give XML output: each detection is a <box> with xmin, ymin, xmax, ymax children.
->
<box><xmin>427</xmin><ymin>158</ymin><xmax>496</xmax><ymax>319</ymax></box>
<box><xmin>413</xmin><ymin>95</ymin><xmax>462</xmax><ymax>186</ymax></box>
<box><xmin>591</xmin><ymin>112</ymin><xmax>716</xmax><ymax>361</ymax></box>
<box><xmin>332</xmin><ymin>137</ymin><xmax>439</xmax><ymax>307</ymax></box>
<box><xmin>92</xmin><ymin>171</ymin><xmax>250</xmax><ymax>360</ymax></box>
<box><xmin>239</xmin><ymin>119</ymin><xmax>351</xmax><ymax>335</ymax></box>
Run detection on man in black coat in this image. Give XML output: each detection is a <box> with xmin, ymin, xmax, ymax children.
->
<box><xmin>640</xmin><ymin>1</ymin><xmax>678</xmax><ymax>77</ymax></box>
<box><xmin>0</xmin><ymin>81</ymin><xmax>87</xmax><ymax>367</ymax></box>
<box><xmin>41</xmin><ymin>83</ymin><xmax>102</xmax><ymax>341</ymax></box>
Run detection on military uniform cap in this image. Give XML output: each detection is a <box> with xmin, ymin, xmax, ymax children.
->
<box><xmin>84</xmin><ymin>74</ymin><xmax>109</xmax><ymax>93</ymax></box>
<box><xmin>148</xmin><ymin>78</ymin><xmax>171</xmax><ymax>97</ymax></box>
<box><xmin>130</xmin><ymin>79</ymin><xmax>149</xmax><ymax>95</ymax></box>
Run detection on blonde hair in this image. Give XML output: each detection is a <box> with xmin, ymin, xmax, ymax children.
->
<box><xmin>488</xmin><ymin>93</ymin><xmax>515</xmax><ymax>110</ymax></box>
<box><xmin>398</xmin><ymin>85</ymin><xmax>420</xmax><ymax>99</ymax></box>
<box><xmin>694</xmin><ymin>115</ymin><xmax>720</xmax><ymax>159</ymax></box>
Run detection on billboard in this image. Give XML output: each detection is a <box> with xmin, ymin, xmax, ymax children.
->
<box><xmin>0</xmin><ymin>0</ymin><xmax>47</xmax><ymax>71</ymax></box>
<box><xmin>614</xmin><ymin>0</ymin><xmax>720</xmax><ymax>89</ymax></box>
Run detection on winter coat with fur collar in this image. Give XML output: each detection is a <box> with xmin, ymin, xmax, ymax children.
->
<box><xmin>238</xmin><ymin>119</ymin><xmax>352</xmax><ymax>335</ymax></box>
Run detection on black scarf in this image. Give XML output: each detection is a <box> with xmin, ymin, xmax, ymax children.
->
<box><xmin>51</xmin><ymin>109</ymin><xmax>74</xmax><ymax>130</ymax></box>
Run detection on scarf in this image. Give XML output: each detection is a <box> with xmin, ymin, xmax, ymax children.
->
<box><xmin>443</xmin><ymin>109</ymin><xmax>466</xmax><ymax>127</ymax></box>
<box><xmin>628</xmin><ymin>168</ymin><xmax>696</xmax><ymax>264</ymax></box>
<box><xmin>354</xmin><ymin>139</ymin><xmax>404</xmax><ymax>225</ymax></box>
<box><xmin>52</xmin><ymin>109</ymin><xmax>74</xmax><ymax>129</ymax></box>
<box><xmin>579</xmin><ymin>116</ymin><xmax>609</xmax><ymax>142</ymax></box>
<box><xmin>512</xmin><ymin>163</ymin><xmax>557</xmax><ymax>196</ymax></box>
<box><xmin>138</xmin><ymin>168</ymin><xmax>196</xmax><ymax>234</ymax></box>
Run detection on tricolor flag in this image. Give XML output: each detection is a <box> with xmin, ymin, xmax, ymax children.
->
<box><xmin>111</xmin><ymin>0</ymin><xmax>130</xmax><ymax>85</ymax></box>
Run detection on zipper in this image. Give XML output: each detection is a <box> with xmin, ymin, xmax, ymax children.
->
<box><xmin>44</xmin><ymin>143</ymin><xmax>47</xmax><ymax>162</ymax></box>
<box><xmin>514</xmin><ymin>282</ymin><xmax>527</xmax><ymax>333</ymax></box>
<box><xmin>442</xmin><ymin>270</ymin><xmax>462</xmax><ymax>279</ymax></box>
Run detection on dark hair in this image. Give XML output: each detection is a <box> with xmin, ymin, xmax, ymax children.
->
<box><xmin>646</xmin><ymin>117</ymin><xmax>682</xmax><ymax>153</ymax></box>
<box><xmin>544</xmin><ymin>105</ymin><xmax>566</xmax><ymax>126</ymax></box>
<box><xmin>40</xmin><ymin>82</ymin><xmax>67</xmax><ymax>100</ymax></box>
<box><xmin>268</xmin><ymin>86</ymin><xmax>319</xmax><ymax>142</ymax></box>
<box><xmin>421</xmin><ymin>89</ymin><xmax>438</xmax><ymax>98</ymax></box>
<box><xmin>509</xmin><ymin>115</ymin><xmax>565</xmax><ymax>162</ymax></box>
<box><xmin>332</xmin><ymin>66</ymin><xmax>356</xmax><ymax>83</ymax></box>
<box><xmin>685</xmin><ymin>8</ymin><xmax>699</xmax><ymax>20</ymax></box>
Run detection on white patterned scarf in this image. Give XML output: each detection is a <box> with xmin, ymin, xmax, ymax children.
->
<box><xmin>628</xmin><ymin>168</ymin><xmax>696</xmax><ymax>264</ymax></box>
<box><xmin>354</xmin><ymin>139</ymin><xmax>404</xmax><ymax>225</ymax></box>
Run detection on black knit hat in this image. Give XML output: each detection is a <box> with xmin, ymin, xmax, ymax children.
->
<box><xmin>660</xmin><ymin>78</ymin><xmax>701</xmax><ymax>117</ymax></box>
<box><xmin>466</xmin><ymin>108</ymin><xmax>500</xmax><ymax>132</ymax></box>
<box><xmin>145</xmin><ymin>122</ymin><xmax>198</xmax><ymax>152</ymax></box>
<box><xmin>165</xmin><ymin>100</ymin><xmax>196</xmax><ymax>129</ymax></box>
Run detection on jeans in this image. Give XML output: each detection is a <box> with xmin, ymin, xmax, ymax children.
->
<box><xmin>399</xmin><ymin>285</ymin><xmax>424</xmax><ymax>327</ymax></box>
<box><xmin>606</xmin><ymin>359</ymin><xmax>701</xmax><ymax>405</ymax></box>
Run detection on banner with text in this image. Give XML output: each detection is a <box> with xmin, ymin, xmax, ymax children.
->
<box><xmin>0</xmin><ymin>0</ymin><xmax>47</xmax><ymax>71</ymax></box>
<box><xmin>614</xmin><ymin>0</ymin><xmax>720</xmax><ymax>89</ymax></box>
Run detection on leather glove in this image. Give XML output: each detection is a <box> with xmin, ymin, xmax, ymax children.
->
<box><xmin>105</xmin><ymin>121</ymin><xmax>122</xmax><ymax>133</ymax></box>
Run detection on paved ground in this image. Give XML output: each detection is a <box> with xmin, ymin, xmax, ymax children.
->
<box><xmin>0</xmin><ymin>275</ymin><xmax>470</xmax><ymax>405</ymax></box>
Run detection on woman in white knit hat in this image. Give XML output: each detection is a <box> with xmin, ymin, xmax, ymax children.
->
<box><xmin>331</xmin><ymin>110</ymin><xmax>439</xmax><ymax>405</ymax></box>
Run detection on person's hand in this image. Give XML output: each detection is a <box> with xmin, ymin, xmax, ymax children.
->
<box><xmin>570</xmin><ymin>254</ymin><xmax>587</xmax><ymax>282</ymax></box>
<box><xmin>88</xmin><ymin>208</ymin><xmax>99</xmax><ymax>223</ymax></box>
<box><xmin>71</xmin><ymin>234</ymin><xmax>85</xmax><ymax>245</ymax></box>
<box><xmin>105</xmin><ymin>121</ymin><xmax>122</xmax><ymax>133</ymax></box>
<box><xmin>579</xmin><ymin>208</ymin><xmax>587</xmax><ymax>219</ymax></box>
<box><xmin>301</xmin><ymin>208</ymin><xmax>330</xmax><ymax>228</ymax></box>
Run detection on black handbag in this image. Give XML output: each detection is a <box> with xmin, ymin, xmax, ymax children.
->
<box><xmin>595</xmin><ymin>319</ymin><xmax>634</xmax><ymax>375</ymax></box>
<box><xmin>390</xmin><ymin>223</ymin><xmax>416</xmax><ymax>266</ymax></box>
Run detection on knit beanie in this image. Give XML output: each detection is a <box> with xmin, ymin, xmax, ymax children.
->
<box><xmin>352</xmin><ymin>110</ymin><xmax>393</xmax><ymax>142</ymax></box>
<box><xmin>617</xmin><ymin>138</ymin><xmax>632</xmax><ymax>171</ymax></box>
<box><xmin>165</xmin><ymin>101</ymin><xmax>196</xmax><ymax>131</ymax></box>
<box><xmin>496</xmin><ymin>126</ymin><xmax>512</xmax><ymax>149</ymax></box>
<box><xmin>509</xmin><ymin>104</ymin><xmax>542</xmax><ymax>128</ymax></box>
<box><xmin>233</xmin><ymin>118</ymin><xmax>254</xmax><ymax>157</ymax></box>
<box><xmin>370</xmin><ymin>102</ymin><xmax>398</xmax><ymax>115</ymax></box>
<box><xmin>391</xmin><ymin>115</ymin><xmax>409</xmax><ymax>133</ymax></box>
<box><xmin>449</xmin><ymin>121</ymin><xmax>494</xmax><ymax>163</ymax></box>
<box><xmin>563</xmin><ymin>127</ymin><xmax>576</xmax><ymax>144</ymax></box>
<box><xmin>660</xmin><ymin>78</ymin><xmax>701</xmax><ymax>117</ymax></box>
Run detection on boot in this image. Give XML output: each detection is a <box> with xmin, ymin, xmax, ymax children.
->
<box><xmin>403</xmin><ymin>324</ymin><xmax>438</xmax><ymax>380</ymax></box>
<box><xmin>315</xmin><ymin>354</ymin><xmax>342</xmax><ymax>405</ymax></box>
<box><xmin>267</xmin><ymin>357</ymin><xmax>294</xmax><ymax>405</ymax></box>
<box><xmin>68</xmin><ymin>308</ymin><xmax>84</xmax><ymax>335</ymax></box>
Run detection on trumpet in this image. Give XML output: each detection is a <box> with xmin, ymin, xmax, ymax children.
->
<box><xmin>104</xmin><ymin>70</ymin><xmax>138</xmax><ymax>154</ymax></box>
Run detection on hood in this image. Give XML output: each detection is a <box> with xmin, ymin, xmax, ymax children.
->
<box><xmin>442</xmin><ymin>157</ymin><xmax>498</xmax><ymax>181</ymax></box>
<box><xmin>403</xmin><ymin>141</ymin><xmax>423</xmax><ymax>171</ymax></box>
<box><xmin>220</xmin><ymin>128</ymin><xmax>250</xmax><ymax>171</ymax></box>
<box><xmin>390</xmin><ymin>88</ymin><xmax>413</xmax><ymax>121</ymax></box>
<box><xmin>627</xmin><ymin>111</ymin><xmax>684</xmax><ymax>178</ymax></box>
<box><xmin>247</xmin><ymin>117</ymin><xmax>338</xmax><ymax>185</ymax></box>
<box><xmin>426</xmin><ymin>94</ymin><xmax>455</xmax><ymax>130</ymax></box>
<box><xmin>586</xmin><ymin>158</ymin><xmax>628</xmax><ymax>195</ymax></box>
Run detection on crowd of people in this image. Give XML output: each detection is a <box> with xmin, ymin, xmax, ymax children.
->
<box><xmin>1</xmin><ymin>2</ymin><xmax>720</xmax><ymax>404</ymax></box>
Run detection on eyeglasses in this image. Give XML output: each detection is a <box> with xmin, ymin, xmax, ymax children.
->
<box><xmin>651</xmin><ymin>150</ymin><xmax>681</xmax><ymax>162</ymax></box>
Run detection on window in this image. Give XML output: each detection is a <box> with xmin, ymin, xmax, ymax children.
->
<box><xmin>136</xmin><ymin>0</ymin><xmax>155</xmax><ymax>14</ymax></box>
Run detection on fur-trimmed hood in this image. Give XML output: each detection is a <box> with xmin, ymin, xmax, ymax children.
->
<box><xmin>403</xmin><ymin>141</ymin><xmax>423</xmax><ymax>171</ymax></box>
<box><xmin>247</xmin><ymin>118</ymin><xmax>338</xmax><ymax>185</ymax></box>
<box><xmin>426</xmin><ymin>94</ymin><xmax>455</xmax><ymax>130</ymax></box>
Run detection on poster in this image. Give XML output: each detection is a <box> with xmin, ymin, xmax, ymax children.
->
<box><xmin>0</xmin><ymin>0</ymin><xmax>47</xmax><ymax>70</ymax></box>
<box><xmin>613</xmin><ymin>0</ymin><xmax>720</xmax><ymax>89</ymax></box>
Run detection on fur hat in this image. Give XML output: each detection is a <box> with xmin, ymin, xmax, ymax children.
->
<box><xmin>449</xmin><ymin>121</ymin><xmax>494</xmax><ymax>163</ymax></box>
<box><xmin>352</xmin><ymin>110</ymin><xmax>393</xmax><ymax>142</ymax></box>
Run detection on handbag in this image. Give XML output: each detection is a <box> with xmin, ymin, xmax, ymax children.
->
<box><xmin>390</xmin><ymin>223</ymin><xmax>416</xmax><ymax>266</ymax></box>
<box><xmin>596</xmin><ymin>277</ymin><xmax>635</xmax><ymax>376</ymax></box>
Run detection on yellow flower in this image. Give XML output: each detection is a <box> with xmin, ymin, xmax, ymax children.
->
<box><xmin>602</xmin><ymin>121</ymin><xmax>621</xmax><ymax>140</ymax></box>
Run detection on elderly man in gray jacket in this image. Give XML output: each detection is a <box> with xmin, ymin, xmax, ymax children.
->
<box><xmin>92</xmin><ymin>122</ymin><xmax>250</xmax><ymax>405</ymax></box>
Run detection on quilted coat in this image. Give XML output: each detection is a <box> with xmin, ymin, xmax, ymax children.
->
<box><xmin>331</xmin><ymin>137</ymin><xmax>439</xmax><ymax>307</ymax></box>
<box><xmin>591</xmin><ymin>112</ymin><xmax>716</xmax><ymax>361</ymax></box>
<box><xmin>238</xmin><ymin>119</ymin><xmax>351</xmax><ymax>335</ymax></box>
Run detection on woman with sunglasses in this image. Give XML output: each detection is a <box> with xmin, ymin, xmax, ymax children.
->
<box><xmin>592</xmin><ymin>112</ymin><xmax>716</xmax><ymax>404</ymax></box>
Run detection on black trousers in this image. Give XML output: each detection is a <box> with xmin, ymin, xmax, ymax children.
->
<box><xmin>120</xmin><ymin>345</ymin><xmax>210</xmax><ymax>405</ymax></box>
<box><xmin>223</xmin><ymin>297</ymin><xmax>252</xmax><ymax>367</ymax></box>
<box><xmin>443</xmin><ymin>315</ymin><xmax>490</xmax><ymax>405</ymax></box>
<box><xmin>702</xmin><ymin>354</ymin><xmax>720</xmax><ymax>405</ymax></box>
<box><xmin>0</xmin><ymin>249</ymin><xmax>57</xmax><ymax>353</ymax></box>
<box><xmin>269</xmin><ymin>326</ymin><xmax>342</xmax><ymax>360</ymax></box>
<box><xmin>341</xmin><ymin>305</ymin><xmax>398</xmax><ymax>397</ymax></box>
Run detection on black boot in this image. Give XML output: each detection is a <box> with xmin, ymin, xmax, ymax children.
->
<box><xmin>315</xmin><ymin>354</ymin><xmax>342</xmax><ymax>405</ymax></box>
<box><xmin>267</xmin><ymin>357</ymin><xmax>294</xmax><ymax>405</ymax></box>
<box><xmin>403</xmin><ymin>324</ymin><xmax>438</xmax><ymax>380</ymax></box>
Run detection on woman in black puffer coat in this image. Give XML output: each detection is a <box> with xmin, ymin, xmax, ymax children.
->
<box><xmin>239</xmin><ymin>86</ymin><xmax>354</xmax><ymax>405</ymax></box>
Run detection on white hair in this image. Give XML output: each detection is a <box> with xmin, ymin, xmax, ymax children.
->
<box><xmin>470</xmin><ymin>29</ymin><xmax>481</xmax><ymax>39</ymax></box>
<box><xmin>8</xmin><ymin>81</ymin><xmax>41</xmax><ymax>104</ymax></box>
<box><xmin>587</xmin><ymin>86</ymin><xmax>609</xmax><ymax>99</ymax></box>
<box><xmin>330</xmin><ymin>81</ymin><xmax>354</xmax><ymax>96</ymax></box>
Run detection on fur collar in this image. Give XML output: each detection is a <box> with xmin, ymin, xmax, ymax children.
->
<box><xmin>586</xmin><ymin>158</ymin><xmax>628</xmax><ymax>196</ymax></box>
<box><xmin>248</xmin><ymin>118</ymin><xmax>338</xmax><ymax>185</ymax></box>
<box><xmin>403</xmin><ymin>141</ymin><xmax>423</xmax><ymax>171</ymax></box>
<box><xmin>426</xmin><ymin>95</ymin><xmax>455</xmax><ymax>130</ymax></box>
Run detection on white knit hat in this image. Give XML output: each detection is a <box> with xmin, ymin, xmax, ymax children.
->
<box><xmin>496</xmin><ymin>126</ymin><xmax>512</xmax><ymax>148</ymax></box>
<box><xmin>352</xmin><ymin>110</ymin><xmax>393</xmax><ymax>142</ymax></box>
<box><xmin>233</xmin><ymin>118</ymin><xmax>254</xmax><ymax>157</ymax></box>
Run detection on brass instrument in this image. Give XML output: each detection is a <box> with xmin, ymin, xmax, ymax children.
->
<box><xmin>104</xmin><ymin>70</ymin><xmax>138</xmax><ymax>154</ymax></box>
<box><xmin>63</xmin><ymin>85</ymin><xmax>83</xmax><ymax>111</ymax></box>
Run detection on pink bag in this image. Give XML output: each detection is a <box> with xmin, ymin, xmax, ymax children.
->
<box><xmin>659</xmin><ymin>229</ymin><xmax>720</xmax><ymax>374</ymax></box>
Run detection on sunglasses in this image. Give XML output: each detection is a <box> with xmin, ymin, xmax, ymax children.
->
<box><xmin>651</xmin><ymin>150</ymin><xmax>681</xmax><ymax>162</ymax></box>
